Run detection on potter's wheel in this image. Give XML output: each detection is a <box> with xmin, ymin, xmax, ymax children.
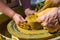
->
<box><xmin>7</xmin><ymin>13</ymin><xmax>60</xmax><ymax>40</ymax></box>
<box><xmin>7</xmin><ymin>20</ymin><xmax>56</xmax><ymax>40</ymax></box>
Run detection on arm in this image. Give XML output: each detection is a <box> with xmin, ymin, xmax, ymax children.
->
<box><xmin>0</xmin><ymin>1</ymin><xmax>15</xmax><ymax>18</ymax></box>
<box><xmin>0</xmin><ymin>1</ymin><xmax>24</xmax><ymax>24</ymax></box>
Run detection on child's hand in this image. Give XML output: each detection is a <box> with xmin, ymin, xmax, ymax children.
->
<box><xmin>25</xmin><ymin>8</ymin><xmax>35</xmax><ymax>16</ymax></box>
<box><xmin>12</xmin><ymin>13</ymin><xmax>25</xmax><ymax>25</ymax></box>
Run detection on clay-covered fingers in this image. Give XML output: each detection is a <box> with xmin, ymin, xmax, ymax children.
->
<box><xmin>37</xmin><ymin>12</ymin><xmax>50</xmax><ymax>26</ymax></box>
<box><xmin>46</xmin><ymin>14</ymin><xmax>58</xmax><ymax>31</ymax></box>
<box><xmin>47</xmin><ymin>19</ymin><xmax>58</xmax><ymax>33</ymax></box>
<box><xmin>38</xmin><ymin>8</ymin><xmax>58</xmax><ymax>27</ymax></box>
<box><xmin>41</xmin><ymin>14</ymin><xmax>49</xmax><ymax>26</ymax></box>
<box><xmin>13</xmin><ymin>14</ymin><xmax>25</xmax><ymax>25</ymax></box>
<box><xmin>37</xmin><ymin>15</ymin><xmax>46</xmax><ymax>23</ymax></box>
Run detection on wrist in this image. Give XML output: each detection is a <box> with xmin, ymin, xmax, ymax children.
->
<box><xmin>10</xmin><ymin>12</ymin><xmax>16</xmax><ymax>19</ymax></box>
<box><xmin>11</xmin><ymin>12</ymin><xmax>17</xmax><ymax>19</ymax></box>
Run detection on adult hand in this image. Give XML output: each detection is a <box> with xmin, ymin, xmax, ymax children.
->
<box><xmin>37</xmin><ymin>7</ymin><xmax>59</xmax><ymax>33</ymax></box>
